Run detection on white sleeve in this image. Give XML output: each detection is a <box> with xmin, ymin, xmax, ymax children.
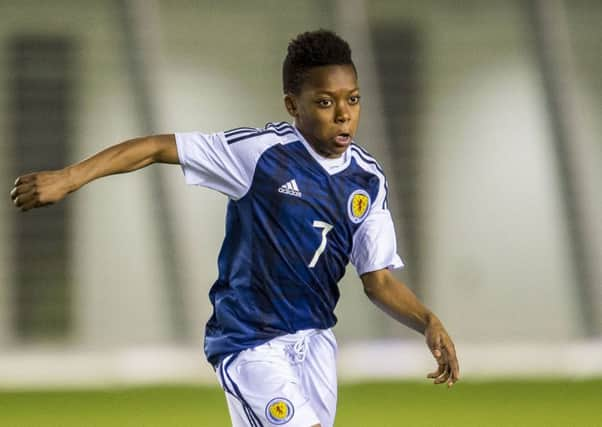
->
<box><xmin>175</xmin><ymin>130</ymin><xmax>277</xmax><ymax>200</ymax></box>
<box><xmin>350</xmin><ymin>180</ymin><xmax>404</xmax><ymax>276</ymax></box>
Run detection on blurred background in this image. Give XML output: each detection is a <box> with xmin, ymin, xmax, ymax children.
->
<box><xmin>1</xmin><ymin>0</ymin><xmax>600</xmax><ymax>388</ymax></box>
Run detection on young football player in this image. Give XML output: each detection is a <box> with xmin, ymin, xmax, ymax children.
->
<box><xmin>11</xmin><ymin>29</ymin><xmax>459</xmax><ymax>427</ymax></box>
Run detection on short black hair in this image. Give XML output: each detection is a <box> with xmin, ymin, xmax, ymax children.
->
<box><xmin>282</xmin><ymin>29</ymin><xmax>356</xmax><ymax>95</ymax></box>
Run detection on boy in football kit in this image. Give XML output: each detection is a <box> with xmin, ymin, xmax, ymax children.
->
<box><xmin>11</xmin><ymin>30</ymin><xmax>459</xmax><ymax>426</ymax></box>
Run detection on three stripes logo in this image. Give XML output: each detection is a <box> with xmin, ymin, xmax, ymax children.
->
<box><xmin>278</xmin><ymin>179</ymin><xmax>302</xmax><ymax>198</ymax></box>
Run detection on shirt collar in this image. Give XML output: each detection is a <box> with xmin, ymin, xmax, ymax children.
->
<box><xmin>293</xmin><ymin>126</ymin><xmax>351</xmax><ymax>174</ymax></box>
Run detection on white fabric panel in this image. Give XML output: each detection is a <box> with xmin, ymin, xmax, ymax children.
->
<box><xmin>349</xmin><ymin>148</ymin><xmax>404</xmax><ymax>275</ymax></box>
<box><xmin>175</xmin><ymin>131</ymin><xmax>280</xmax><ymax>200</ymax></box>
<box><xmin>350</xmin><ymin>208</ymin><xmax>404</xmax><ymax>275</ymax></box>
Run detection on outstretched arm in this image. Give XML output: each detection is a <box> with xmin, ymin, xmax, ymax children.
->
<box><xmin>361</xmin><ymin>268</ymin><xmax>460</xmax><ymax>387</ymax></box>
<box><xmin>10</xmin><ymin>134</ymin><xmax>178</xmax><ymax>211</ymax></box>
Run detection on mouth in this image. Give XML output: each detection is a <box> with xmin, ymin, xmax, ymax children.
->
<box><xmin>334</xmin><ymin>133</ymin><xmax>351</xmax><ymax>147</ymax></box>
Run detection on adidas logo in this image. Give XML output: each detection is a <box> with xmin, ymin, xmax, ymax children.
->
<box><xmin>278</xmin><ymin>179</ymin><xmax>302</xmax><ymax>198</ymax></box>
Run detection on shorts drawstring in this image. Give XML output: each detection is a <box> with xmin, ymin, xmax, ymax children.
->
<box><xmin>285</xmin><ymin>331</ymin><xmax>318</xmax><ymax>364</ymax></box>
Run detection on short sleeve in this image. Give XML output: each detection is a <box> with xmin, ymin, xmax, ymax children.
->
<box><xmin>350</xmin><ymin>206</ymin><xmax>404</xmax><ymax>276</ymax></box>
<box><xmin>175</xmin><ymin>130</ymin><xmax>278</xmax><ymax>200</ymax></box>
<box><xmin>348</xmin><ymin>153</ymin><xmax>404</xmax><ymax>276</ymax></box>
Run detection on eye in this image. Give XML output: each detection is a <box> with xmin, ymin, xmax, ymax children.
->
<box><xmin>349</xmin><ymin>95</ymin><xmax>361</xmax><ymax>105</ymax></box>
<box><xmin>317</xmin><ymin>99</ymin><xmax>333</xmax><ymax>108</ymax></box>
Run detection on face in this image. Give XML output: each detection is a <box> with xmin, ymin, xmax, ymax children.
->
<box><xmin>284</xmin><ymin>64</ymin><xmax>360</xmax><ymax>158</ymax></box>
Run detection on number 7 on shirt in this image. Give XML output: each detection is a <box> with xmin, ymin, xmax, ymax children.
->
<box><xmin>308</xmin><ymin>220</ymin><xmax>333</xmax><ymax>268</ymax></box>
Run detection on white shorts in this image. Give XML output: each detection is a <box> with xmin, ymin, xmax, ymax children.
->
<box><xmin>216</xmin><ymin>329</ymin><xmax>338</xmax><ymax>427</ymax></box>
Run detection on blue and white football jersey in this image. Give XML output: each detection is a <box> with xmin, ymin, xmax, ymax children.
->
<box><xmin>175</xmin><ymin>122</ymin><xmax>403</xmax><ymax>366</ymax></box>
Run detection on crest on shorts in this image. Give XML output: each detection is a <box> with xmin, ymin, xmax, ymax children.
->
<box><xmin>347</xmin><ymin>189</ymin><xmax>371</xmax><ymax>224</ymax></box>
<box><xmin>265</xmin><ymin>397</ymin><xmax>294</xmax><ymax>424</ymax></box>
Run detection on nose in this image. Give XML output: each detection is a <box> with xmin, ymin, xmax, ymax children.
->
<box><xmin>335</xmin><ymin>101</ymin><xmax>350</xmax><ymax>123</ymax></box>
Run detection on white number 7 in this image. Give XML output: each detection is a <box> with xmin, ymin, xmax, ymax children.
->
<box><xmin>308</xmin><ymin>220</ymin><xmax>334</xmax><ymax>268</ymax></box>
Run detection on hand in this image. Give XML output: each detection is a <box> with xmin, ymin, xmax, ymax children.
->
<box><xmin>10</xmin><ymin>169</ymin><xmax>72</xmax><ymax>212</ymax></box>
<box><xmin>425</xmin><ymin>317</ymin><xmax>460</xmax><ymax>388</ymax></box>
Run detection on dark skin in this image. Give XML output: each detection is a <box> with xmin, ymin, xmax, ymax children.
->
<box><xmin>11</xmin><ymin>63</ymin><xmax>459</xmax><ymax>427</ymax></box>
<box><xmin>285</xmin><ymin>65</ymin><xmax>459</xmax><ymax>391</ymax></box>
<box><xmin>284</xmin><ymin>64</ymin><xmax>360</xmax><ymax>159</ymax></box>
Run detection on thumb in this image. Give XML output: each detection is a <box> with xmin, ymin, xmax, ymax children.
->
<box><xmin>429</xmin><ymin>335</ymin><xmax>443</xmax><ymax>359</ymax></box>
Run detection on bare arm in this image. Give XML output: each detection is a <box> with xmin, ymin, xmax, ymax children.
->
<box><xmin>10</xmin><ymin>134</ymin><xmax>178</xmax><ymax>211</ymax></box>
<box><xmin>361</xmin><ymin>268</ymin><xmax>460</xmax><ymax>387</ymax></box>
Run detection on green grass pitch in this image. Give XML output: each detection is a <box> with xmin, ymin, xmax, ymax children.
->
<box><xmin>1</xmin><ymin>380</ymin><xmax>601</xmax><ymax>426</ymax></box>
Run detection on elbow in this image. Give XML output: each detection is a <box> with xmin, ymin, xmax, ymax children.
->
<box><xmin>361</xmin><ymin>270</ymin><xmax>389</xmax><ymax>300</ymax></box>
<box><xmin>362</xmin><ymin>281</ymin><xmax>378</xmax><ymax>300</ymax></box>
<box><xmin>148</xmin><ymin>137</ymin><xmax>165</xmax><ymax>164</ymax></box>
<box><xmin>150</xmin><ymin>134</ymin><xmax>179</xmax><ymax>164</ymax></box>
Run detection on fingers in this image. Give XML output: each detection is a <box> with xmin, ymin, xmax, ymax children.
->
<box><xmin>14</xmin><ymin>174</ymin><xmax>36</xmax><ymax>186</ymax></box>
<box><xmin>438</xmin><ymin>345</ymin><xmax>460</xmax><ymax>388</ymax></box>
<box><xmin>11</xmin><ymin>182</ymin><xmax>34</xmax><ymax>200</ymax></box>
<box><xmin>11</xmin><ymin>174</ymin><xmax>36</xmax><ymax>205</ymax></box>
<box><xmin>427</xmin><ymin>362</ymin><xmax>444</xmax><ymax>379</ymax></box>
<box><xmin>13</xmin><ymin>190</ymin><xmax>39</xmax><ymax>211</ymax></box>
<box><xmin>434</xmin><ymin>364</ymin><xmax>451</xmax><ymax>385</ymax></box>
<box><xmin>11</xmin><ymin>173</ymin><xmax>48</xmax><ymax>212</ymax></box>
<box><xmin>11</xmin><ymin>175</ymin><xmax>40</xmax><ymax>211</ymax></box>
<box><xmin>427</xmin><ymin>335</ymin><xmax>444</xmax><ymax>377</ymax></box>
<box><xmin>445</xmin><ymin>342</ymin><xmax>460</xmax><ymax>387</ymax></box>
<box><xmin>426</xmin><ymin>339</ymin><xmax>460</xmax><ymax>388</ymax></box>
<box><xmin>428</xmin><ymin>361</ymin><xmax>450</xmax><ymax>384</ymax></box>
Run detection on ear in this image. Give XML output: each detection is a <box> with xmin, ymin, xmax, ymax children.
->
<box><xmin>284</xmin><ymin>94</ymin><xmax>298</xmax><ymax>118</ymax></box>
